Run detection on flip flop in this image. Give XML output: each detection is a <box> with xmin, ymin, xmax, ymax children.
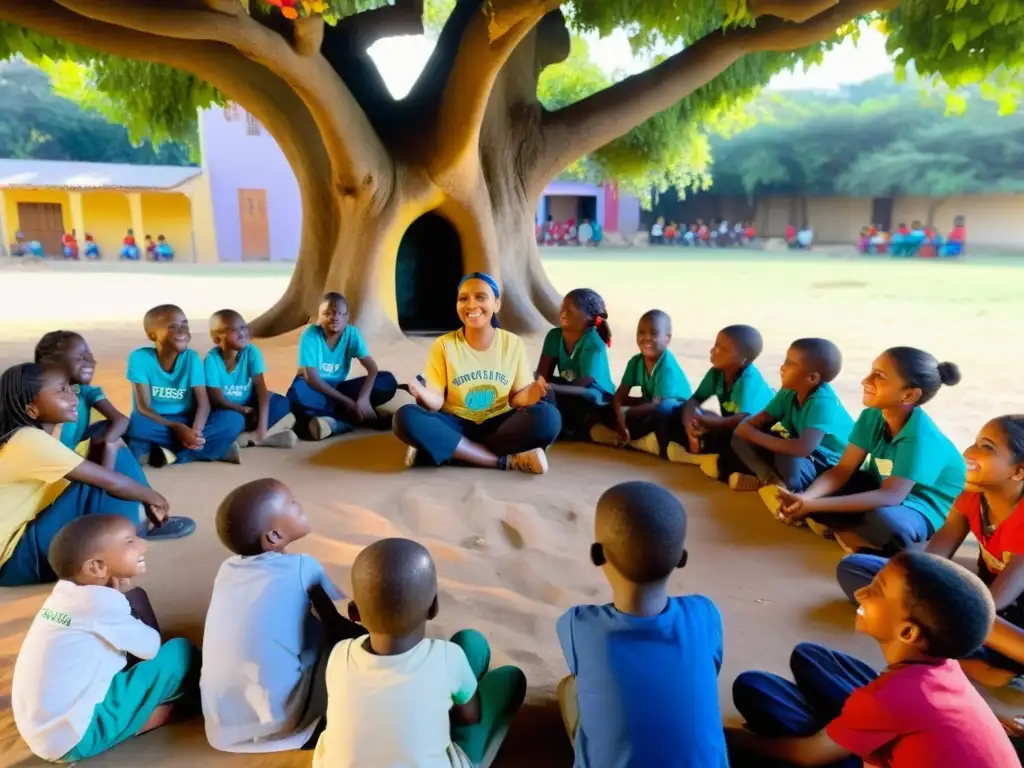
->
<box><xmin>146</xmin><ymin>516</ymin><xmax>196</xmax><ymax>540</ymax></box>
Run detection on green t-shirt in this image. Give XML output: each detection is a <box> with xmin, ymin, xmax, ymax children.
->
<box><xmin>620</xmin><ymin>350</ymin><xmax>692</xmax><ymax>402</ymax></box>
<box><xmin>693</xmin><ymin>365</ymin><xmax>774</xmax><ymax>416</ymax></box>
<box><xmin>763</xmin><ymin>383</ymin><xmax>854</xmax><ymax>467</ymax></box>
<box><xmin>849</xmin><ymin>407</ymin><xmax>966</xmax><ymax>532</ymax></box>
<box><xmin>541</xmin><ymin>327</ymin><xmax>616</xmax><ymax>397</ymax></box>
<box><xmin>60</xmin><ymin>385</ymin><xmax>107</xmax><ymax>448</ymax></box>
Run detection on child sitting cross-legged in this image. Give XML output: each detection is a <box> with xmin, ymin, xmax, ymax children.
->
<box><xmin>126</xmin><ymin>304</ymin><xmax>246</xmax><ymax>467</ymax></box>
<box><xmin>730</xmin><ymin>338</ymin><xmax>854</xmax><ymax>499</ymax></box>
<box><xmin>287</xmin><ymin>292</ymin><xmax>398</xmax><ymax>441</ymax></box>
<box><xmin>313</xmin><ymin>538</ymin><xmax>528</xmax><ymax>767</ymax></box>
<box><xmin>201</xmin><ymin>479</ymin><xmax>366</xmax><ymax>753</ymax></box>
<box><xmin>727</xmin><ymin>552</ymin><xmax>1018</xmax><ymax>767</ymax></box>
<box><xmin>557</xmin><ymin>481</ymin><xmax>726</xmax><ymax>767</ymax></box>
<box><xmin>590</xmin><ymin>310</ymin><xmax>692</xmax><ymax>456</ymax></box>
<box><xmin>205</xmin><ymin>309</ymin><xmax>297</xmax><ymax>449</ymax></box>
<box><xmin>669</xmin><ymin>324</ymin><xmax>775</xmax><ymax>480</ymax></box>
<box><xmin>12</xmin><ymin>514</ymin><xmax>199</xmax><ymax>762</ymax></box>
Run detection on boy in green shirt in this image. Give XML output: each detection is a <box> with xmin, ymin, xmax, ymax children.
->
<box><xmin>732</xmin><ymin>338</ymin><xmax>854</xmax><ymax>501</ymax></box>
<box><xmin>590</xmin><ymin>310</ymin><xmax>692</xmax><ymax>456</ymax></box>
<box><xmin>669</xmin><ymin>325</ymin><xmax>774</xmax><ymax>480</ymax></box>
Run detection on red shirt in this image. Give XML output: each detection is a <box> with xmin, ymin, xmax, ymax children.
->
<box><xmin>950</xmin><ymin>225</ymin><xmax>967</xmax><ymax>242</ymax></box>
<box><xmin>785</xmin><ymin>225</ymin><xmax>797</xmax><ymax>239</ymax></box>
<box><xmin>826</xmin><ymin>660</ymin><xmax>1017</xmax><ymax>767</ymax></box>
<box><xmin>955</xmin><ymin>491</ymin><xmax>1024</xmax><ymax>582</ymax></box>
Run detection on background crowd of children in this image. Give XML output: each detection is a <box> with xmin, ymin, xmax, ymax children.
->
<box><xmin>859</xmin><ymin>215</ymin><xmax>967</xmax><ymax>258</ymax></box>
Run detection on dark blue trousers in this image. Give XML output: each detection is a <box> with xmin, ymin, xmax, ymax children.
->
<box><xmin>126</xmin><ymin>409</ymin><xmax>245</xmax><ymax>464</ymax></box>
<box><xmin>837</xmin><ymin>553</ymin><xmax>1024</xmax><ymax>676</ymax></box>
<box><xmin>546</xmin><ymin>378</ymin><xmax>608</xmax><ymax>440</ymax></box>
<box><xmin>393</xmin><ymin>402</ymin><xmax>561</xmax><ymax>466</ymax></box>
<box><xmin>287</xmin><ymin>373</ymin><xmax>398</xmax><ymax>436</ymax></box>
<box><xmin>729</xmin><ymin>429</ymin><xmax>832</xmax><ymax>492</ymax></box>
<box><xmin>0</xmin><ymin>447</ymin><xmax>149</xmax><ymax>586</ymax></box>
<box><xmin>228</xmin><ymin>391</ymin><xmax>292</xmax><ymax>432</ymax></box>
<box><xmin>732</xmin><ymin>642</ymin><xmax>873</xmax><ymax>768</ymax></box>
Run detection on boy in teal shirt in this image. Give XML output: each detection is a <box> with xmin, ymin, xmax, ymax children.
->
<box><xmin>670</xmin><ymin>324</ymin><xmax>774</xmax><ymax>480</ymax></box>
<box><xmin>731</xmin><ymin>338</ymin><xmax>854</xmax><ymax>503</ymax></box>
<box><xmin>205</xmin><ymin>310</ymin><xmax>296</xmax><ymax>449</ymax></box>
<box><xmin>126</xmin><ymin>304</ymin><xmax>246</xmax><ymax>467</ymax></box>
<box><xmin>537</xmin><ymin>289</ymin><xmax>616</xmax><ymax>440</ymax></box>
<box><xmin>286</xmin><ymin>292</ymin><xmax>397</xmax><ymax>441</ymax></box>
<box><xmin>590</xmin><ymin>310</ymin><xmax>692</xmax><ymax>456</ymax></box>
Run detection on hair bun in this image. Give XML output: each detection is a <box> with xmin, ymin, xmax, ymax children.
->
<box><xmin>937</xmin><ymin>362</ymin><xmax>961</xmax><ymax>387</ymax></box>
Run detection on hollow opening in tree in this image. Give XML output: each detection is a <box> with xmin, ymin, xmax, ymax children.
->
<box><xmin>396</xmin><ymin>212</ymin><xmax>463</xmax><ymax>335</ymax></box>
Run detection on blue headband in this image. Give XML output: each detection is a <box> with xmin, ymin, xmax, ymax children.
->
<box><xmin>458</xmin><ymin>272</ymin><xmax>501</xmax><ymax>328</ymax></box>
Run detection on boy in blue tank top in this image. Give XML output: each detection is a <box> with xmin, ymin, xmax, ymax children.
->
<box><xmin>286</xmin><ymin>293</ymin><xmax>398</xmax><ymax>441</ymax></box>
<box><xmin>669</xmin><ymin>324</ymin><xmax>774</xmax><ymax>481</ymax></box>
<box><xmin>557</xmin><ymin>481</ymin><xmax>726</xmax><ymax>768</ymax></box>
<box><xmin>125</xmin><ymin>304</ymin><xmax>246</xmax><ymax>467</ymax></box>
<box><xmin>732</xmin><ymin>338</ymin><xmax>854</xmax><ymax>505</ymax></box>
<box><xmin>205</xmin><ymin>310</ymin><xmax>296</xmax><ymax>450</ymax></box>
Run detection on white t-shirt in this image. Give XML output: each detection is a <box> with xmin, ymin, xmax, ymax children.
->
<box><xmin>200</xmin><ymin>551</ymin><xmax>341</xmax><ymax>753</ymax></box>
<box><xmin>312</xmin><ymin>637</ymin><xmax>479</xmax><ymax>768</ymax></box>
<box><xmin>12</xmin><ymin>581</ymin><xmax>160</xmax><ymax>760</ymax></box>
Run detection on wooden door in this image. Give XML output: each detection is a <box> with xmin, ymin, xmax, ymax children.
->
<box><xmin>17</xmin><ymin>202</ymin><xmax>64</xmax><ymax>256</ymax></box>
<box><xmin>238</xmin><ymin>189</ymin><xmax>270</xmax><ymax>261</ymax></box>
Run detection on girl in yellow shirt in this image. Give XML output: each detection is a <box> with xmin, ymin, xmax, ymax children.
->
<box><xmin>393</xmin><ymin>273</ymin><xmax>561</xmax><ymax>474</ymax></box>
<box><xmin>0</xmin><ymin>363</ymin><xmax>193</xmax><ymax>586</ymax></box>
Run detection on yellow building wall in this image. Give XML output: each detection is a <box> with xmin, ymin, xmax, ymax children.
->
<box><xmin>4</xmin><ymin>189</ymin><xmax>72</xmax><ymax>234</ymax></box>
<box><xmin>80</xmin><ymin>191</ymin><xmax>132</xmax><ymax>259</ymax></box>
<box><xmin>142</xmin><ymin>192</ymin><xmax>193</xmax><ymax>261</ymax></box>
<box><xmin>179</xmin><ymin>176</ymin><xmax>218</xmax><ymax>264</ymax></box>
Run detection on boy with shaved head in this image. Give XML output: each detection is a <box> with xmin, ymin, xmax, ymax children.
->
<box><xmin>205</xmin><ymin>309</ymin><xmax>297</xmax><ymax>449</ymax></box>
<box><xmin>313</xmin><ymin>538</ymin><xmax>527</xmax><ymax>767</ymax></box>
<box><xmin>557</xmin><ymin>481</ymin><xmax>727</xmax><ymax>767</ymax></box>
<box><xmin>200</xmin><ymin>479</ymin><xmax>364</xmax><ymax>754</ymax></box>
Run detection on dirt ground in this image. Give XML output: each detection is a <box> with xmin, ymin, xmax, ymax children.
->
<box><xmin>1</xmin><ymin>253</ymin><xmax>1022</xmax><ymax>767</ymax></box>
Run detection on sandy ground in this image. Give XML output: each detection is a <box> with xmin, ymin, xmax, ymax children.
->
<box><xmin>1</xmin><ymin>252</ymin><xmax>1023</xmax><ymax>767</ymax></box>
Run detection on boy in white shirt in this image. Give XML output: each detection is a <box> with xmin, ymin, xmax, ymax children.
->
<box><xmin>313</xmin><ymin>538</ymin><xmax>527</xmax><ymax>768</ymax></box>
<box><xmin>200</xmin><ymin>478</ymin><xmax>365</xmax><ymax>753</ymax></box>
<box><xmin>12</xmin><ymin>514</ymin><xmax>197</xmax><ymax>762</ymax></box>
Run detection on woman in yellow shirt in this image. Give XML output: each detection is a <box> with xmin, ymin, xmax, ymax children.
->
<box><xmin>393</xmin><ymin>273</ymin><xmax>561</xmax><ymax>474</ymax></box>
<box><xmin>0</xmin><ymin>363</ymin><xmax>194</xmax><ymax>586</ymax></box>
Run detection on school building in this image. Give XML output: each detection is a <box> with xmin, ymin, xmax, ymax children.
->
<box><xmin>537</xmin><ymin>180</ymin><xmax>642</xmax><ymax>235</ymax></box>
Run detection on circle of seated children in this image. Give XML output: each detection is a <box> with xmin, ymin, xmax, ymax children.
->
<box><xmin>6</xmin><ymin>278</ymin><xmax>1024</xmax><ymax>765</ymax></box>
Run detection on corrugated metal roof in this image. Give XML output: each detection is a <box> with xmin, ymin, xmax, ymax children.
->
<box><xmin>0</xmin><ymin>159</ymin><xmax>201</xmax><ymax>191</ymax></box>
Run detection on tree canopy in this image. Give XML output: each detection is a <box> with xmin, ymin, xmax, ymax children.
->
<box><xmin>707</xmin><ymin>73</ymin><xmax>1024</xmax><ymax>201</ymax></box>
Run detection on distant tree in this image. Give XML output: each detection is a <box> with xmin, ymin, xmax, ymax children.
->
<box><xmin>0</xmin><ymin>61</ymin><xmax>194</xmax><ymax>164</ymax></box>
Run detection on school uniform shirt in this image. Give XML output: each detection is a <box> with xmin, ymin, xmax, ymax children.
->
<box><xmin>313</xmin><ymin>637</ymin><xmax>478</xmax><ymax>768</ymax></box>
<box><xmin>425</xmin><ymin>328</ymin><xmax>533</xmax><ymax>424</ymax></box>
<box><xmin>541</xmin><ymin>327</ymin><xmax>615</xmax><ymax>396</ymax></box>
<box><xmin>126</xmin><ymin>346</ymin><xmax>205</xmax><ymax>415</ymax></box>
<box><xmin>0</xmin><ymin>428</ymin><xmax>83</xmax><ymax>567</ymax></box>
<box><xmin>557</xmin><ymin>596</ymin><xmax>727</xmax><ymax>768</ymax></box>
<box><xmin>204</xmin><ymin>346</ymin><xmax>267</xmax><ymax>405</ymax></box>
<box><xmin>954</xmin><ymin>490</ymin><xmax>1024</xmax><ymax>583</ymax></box>
<box><xmin>762</xmin><ymin>383</ymin><xmax>854</xmax><ymax>466</ymax></box>
<box><xmin>200</xmin><ymin>551</ymin><xmax>342</xmax><ymax>753</ymax></box>
<box><xmin>297</xmin><ymin>324</ymin><xmax>369</xmax><ymax>386</ymax></box>
<box><xmin>620</xmin><ymin>350</ymin><xmax>692</xmax><ymax>402</ymax></box>
<box><xmin>824</xmin><ymin>659</ymin><xmax>1017</xmax><ymax>767</ymax></box>
<box><xmin>58</xmin><ymin>385</ymin><xmax>107</xmax><ymax>449</ymax></box>
<box><xmin>12</xmin><ymin>581</ymin><xmax>160</xmax><ymax>760</ymax></box>
<box><xmin>849</xmin><ymin>408</ymin><xmax>965</xmax><ymax>533</ymax></box>
<box><xmin>693</xmin><ymin>364</ymin><xmax>774</xmax><ymax>416</ymax></box>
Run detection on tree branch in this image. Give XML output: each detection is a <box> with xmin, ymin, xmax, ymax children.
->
<box><xmin>53</xmin><ymin>0</ymin><xmax>390</xmax><ymax>196</ymax></box>
<box><xmin>334</xmin><ymin>0</ymin><xmax>424</xmax><ymax>47</ymax></box>
<box><xmin>748</xmin><ymin>0</ymin><xmax>840</xmax><ymax>23</ymax></box>
<box><xmin>535</xmin><ymin>0</ymin><xmax>896</xmax><ymax>186</ymax></box>
<box><xmin>293</xmin><ymin>15</ymin><xmax>324</xmax><ymax>56</ymax></box>
<box><xmin>431</xmin><ymin>0</ymin><xmax>560</xmax><ymax>175</ymax></box>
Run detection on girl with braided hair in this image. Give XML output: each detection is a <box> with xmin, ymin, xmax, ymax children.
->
<box><xmin>537</xmin><ymin>288</ymin><xmax>616</xmax><ymax>440</ymax></box>
<box><xmin>0</xmin><ymin>363</ymin><xmax>194</xmax><ymax>586</ymax></box>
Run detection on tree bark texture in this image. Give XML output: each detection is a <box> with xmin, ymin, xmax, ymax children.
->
<box><xmin>0</xmin><ymin>0</ymin><xmax>898</xmax><ymax>338</ymax></box>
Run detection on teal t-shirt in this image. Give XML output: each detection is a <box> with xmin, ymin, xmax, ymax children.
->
<box><xmin>541</xmin><ymin>327</ymin><xmax>616</xmax><ymax>397</ymax></box>
<box><xmin>204</xmin><ymin>346</ymin><xmax>267</xmax><ymax>405</ymax></box>
<box><xmin>693</xmin><ymin>365</ymin><xmax>774</xmax><ymax>416</ymax></box>
<box><xmin>297</xmin><ymin>324</ymin><xmax>369</xmax><ymax>385</ymax></box>
<box><xmin>620</xmin><ymin>350</ymin><xmax>692</xmax><ymax>402</ymax></box>
<box><xmin>126</xmin><ymin>347</ymin><xmax>205</xmax><ymax>415</ymax></box>
<box><xmin>60</xmin><ymin>384</ymin><xmax>107</xmax><ymax>448</ymax></box>
<box><xmin>849</xmin><ymin>407</ymin><xmax>966</xmax><ymax>532</ymax></box>
<box><xmin>763</xmin><ymin>383</ymin><xmax>854</xmax><ymax>467</ymax></box>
